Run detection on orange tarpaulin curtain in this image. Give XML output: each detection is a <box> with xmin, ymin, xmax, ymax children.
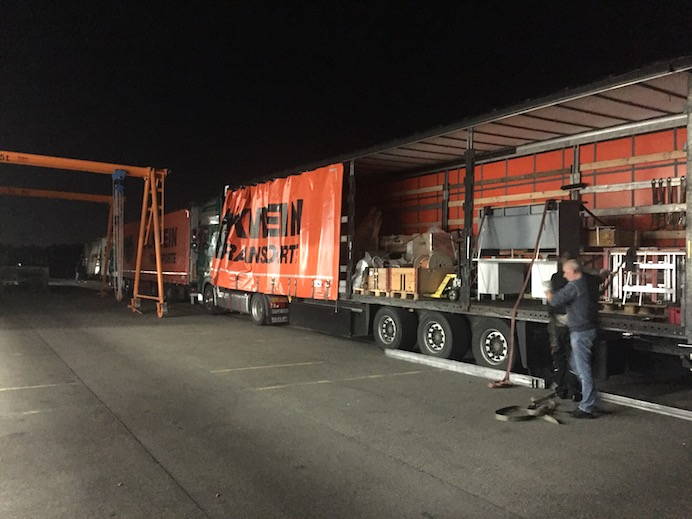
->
<box><xmin>211</xmin><ymin>164</ymin><xmax>344</xmax><ymax>300</ymax></box>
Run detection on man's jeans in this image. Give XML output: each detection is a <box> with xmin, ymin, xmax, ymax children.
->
<box><xmin>569</xmin><ymin>328</ymin><xmax>599</xmax><ymax>413</ymax></box>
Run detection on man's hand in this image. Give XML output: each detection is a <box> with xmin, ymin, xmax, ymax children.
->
<box><xmin>545</xmin><ymin>289</ymin><xmax>553</xmax><ymax>302</ymax></box>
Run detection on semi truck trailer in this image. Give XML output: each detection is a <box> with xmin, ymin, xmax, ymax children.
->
<box><xmin>198</xmin><ymin>59</ymin><xmax>692</xmax><ymax>376</ymax></box>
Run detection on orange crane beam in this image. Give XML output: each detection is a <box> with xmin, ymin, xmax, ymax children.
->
<box><xmin>0</xmin><ymin>150</ymin><xmax>166</xmax><ymax>179</ymax></box>
<box><xmin>0</xmin><ymin>186</ymin><xmax>112</xmax><ymax>204</ymax></box>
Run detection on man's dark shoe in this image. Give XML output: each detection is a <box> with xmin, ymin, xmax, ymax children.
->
<box><xmin>571</xmin><ymin>409</ymin><xmax>596</xmax><ymax>419</ymax></box>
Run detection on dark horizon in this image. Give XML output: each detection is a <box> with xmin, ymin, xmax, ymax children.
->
<box><xmin>1</xmin><ymin>2</ymin><xmax>691</xmax><ymax>245</ymax></box>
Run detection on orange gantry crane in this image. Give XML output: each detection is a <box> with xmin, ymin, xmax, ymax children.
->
<box><xmin>0</xmin><ymin>150</ymin><xmax>170</xmax><ymax>317</ymax></box>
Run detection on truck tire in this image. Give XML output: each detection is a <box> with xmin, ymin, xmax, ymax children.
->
<box><xmin>203</xmin><ymin>284</ymin><xmax>223</xmax><ymax>315</ymax></box>
<box><xmin>250</xmin><ymin>293</ymin><xmax>269</xmax><ymax>325</ymax></box>
<box><xmin>417</xmin><ymin>312</ymin><xmax>470</xmax><ymax>359</ymax></box>
<box><xmin>373</xmin><ymin>307</ymin><xmax>417</xmax><ymax>350</ymax></box>
<box><xmin>471</xmin><ymin>317</ymin><xmax>518</xmax><ymax>369</ymax></box>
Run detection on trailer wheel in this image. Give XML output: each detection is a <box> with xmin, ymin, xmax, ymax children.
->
<box><xmin>203</xmin><ymin>284</ymin><xmax>223</xmax><ymax>315</ymax></box>
<box><xmin>250</xmin><ymin>293</ymin><xmax>269</xmax><ymax>325</ymax></box>
<box><xmin>417</xmin><ymin>312</ymin><xmax>470</xmax><ymax>359</ymax></box>
<box><xmin>471</xmin><ymin>317</ymin><xmax>518</xmax><ymax>369</ymax></box>
<box><xmin>373</xmin><ymin>307</ymin><xmax>417</xmax><ymax>350</ymax></box>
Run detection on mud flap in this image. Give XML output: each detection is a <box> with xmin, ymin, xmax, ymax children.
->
<box><xmin>267</xmin><ymin>295</ymin><xmax>289</xmax><ymax>324</ymax></box>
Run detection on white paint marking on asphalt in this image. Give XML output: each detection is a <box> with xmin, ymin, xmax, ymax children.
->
<box><xmin>340</xmin><ymin>371</ymin><xmax>423</xmax><ymax>382</ymax></box>
<box><xmin>0</xmin><ymin>409</ymin><xmax>53</xmax><ymax>418</ymax></box>
<box><xmin>251</xmin><ymin>370</ymin><xmax>424</xmax><ymax>391</ymax></box>
<box><xmin>255</xmin><ymin>379</ymin><xmax>333</xmax><ymax>391</ymax></box>
<box><xmin>0</xmin><ymin>382</ymin><xmax>78</xmax><ymax>393</ymax></box>
<box><xmin>211</xmin><ymin>361</ymin><xmax>325</xmax><ymax>374</ymax></box>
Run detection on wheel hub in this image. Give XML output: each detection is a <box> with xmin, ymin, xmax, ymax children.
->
<box><xmin>379</xmin><ymin>316</ymin><xmax>397</xmax><ymax>344</ymax></box>
<box><xmin>425</xmin><ymin>322</ymin><xmax>445</xmax><ymax>352</ymax></box>
<box><xmin>483</xmin><ymin>330</ymin><xmax>508</xmax><ymax>363</ymax></box>
<box><xmin>252</xmin><ymin>299</ymin><xmax>264</xmax><ymax>320</ymax></box>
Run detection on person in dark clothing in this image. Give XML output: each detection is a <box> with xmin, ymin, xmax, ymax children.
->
<box><xmin>547</xmin><ymin>259</ymin><xmax>600</xmax><ymax>419</ymax></box>
<box><xmin>547</xmin><ymin>267</ymin><xmax>581</xmax><ymax>400</ymax></box>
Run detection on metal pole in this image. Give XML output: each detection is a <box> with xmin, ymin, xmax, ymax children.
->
<box><xmin>111</xmin><ymin>170</ymin><xmax>126</xmax><ymax>302</ymax></box>
<box><xmin>571</xmin><ymin>145</ymin><xmax>581</xmax><ymax>201</ymax></box>
<box><xmin>461</xmin><ymin>128</ymin><xmax>476</xmax><ymax>310</ymax></box>
<box><xmin>149</xmin><ymin>171</ymin><xmax>166</xmax><ymax>317</ymax></box>
<box><xmin>130</xmin><ymin>174</ymin><xmax>150</xmax><ymax>312</ymax></box>
<box><xmin>100</xmin><ymin>202</ymin><xmax>113</xmax><ymax>295</ymax></box>
<box><xmin>442</xmin><ymin>169</ymin><xmax>449</xmax><ymax>231</ymax></box>
<box><xmin>685</xmin><ymin>72</ymin><xmax>692</xmax><ymax>339</ymax></box>
<box><xmin>346</xmin><ymin>161</ymin><xmax>356</xmax><ymax>297</ymax></box>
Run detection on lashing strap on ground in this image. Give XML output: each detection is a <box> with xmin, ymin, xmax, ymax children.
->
<box><xmin>495</xmin><ymin>391</ymin><xmax>561</xmax><ymax>425</ymax></box>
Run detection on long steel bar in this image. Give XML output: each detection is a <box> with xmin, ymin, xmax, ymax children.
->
<box><xmin>590</xmin><ymin>203</ymin><xmax>686</xmax><ymax>217</ymax></box>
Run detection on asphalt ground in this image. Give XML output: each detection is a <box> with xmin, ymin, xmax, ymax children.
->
<box><xmin>0</xmin><ymin>287</ymin><xmax>690</xmax><ymax>518</ymax></box>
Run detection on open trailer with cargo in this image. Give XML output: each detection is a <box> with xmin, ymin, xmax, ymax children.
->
<box><xmin>202</xmin><ymin>58</ymin><xmax>692</xmax><ymax>377</ymax></box>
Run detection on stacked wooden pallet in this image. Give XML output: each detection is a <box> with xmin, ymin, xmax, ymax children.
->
<box><xmin>354</xmin><ymin>267</ymin><xmax>454</xmax><ymax>300</ymax></box>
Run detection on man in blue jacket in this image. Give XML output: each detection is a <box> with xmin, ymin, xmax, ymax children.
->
<box><xmin>547</xmin><ymin>259</ymin><xmax>600</xmax><ymax>419</ymax></box>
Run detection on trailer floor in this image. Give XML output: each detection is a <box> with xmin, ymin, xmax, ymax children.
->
<box><xmin>0</xmin><ymin>287</ymin><xmax>690</xmax><ymax>519</ymax></box>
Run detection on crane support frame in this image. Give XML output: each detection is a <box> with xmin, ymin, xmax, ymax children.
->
<box><xmin>0</xmin><ymin>150</ymin><xmax>169</xmax><ymax>317</ymax></box>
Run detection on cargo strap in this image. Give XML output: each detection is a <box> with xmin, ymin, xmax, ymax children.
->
<box><xmin>495</xmin><ymin>392</ymin><xmax>561</xmax><ymax>425</ymax></box>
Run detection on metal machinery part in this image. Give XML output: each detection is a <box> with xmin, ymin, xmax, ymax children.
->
<box><xmin>477</xmin><ymin>200</ymin><xmax>581</xmax><ymax>257</ymax></box>
<box><xmin>413</xmin><ymin>252</ymin><xmax>454</xmax><ymax>269</ymax></box>
<box><xmin>608</xmin><ymin>249</ymin><xmax>685</xmax><ymax>305</ymax></box>
<box><xmin>476</xmin><ymin>259</ymin><xmax>526</xmax><ymax>300</ymax></box>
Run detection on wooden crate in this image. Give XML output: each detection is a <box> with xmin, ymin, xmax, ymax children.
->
<box><xmin>587</xmin><ymin>227</ymin><xmax>637</xmax><ymax>247</ymax></box>
<box><xmin>354</xmin><ymin>267</ymin><xmax>390</xmax><ymax>296</ymax></box>
<box><xmin>387</xmin><ymin>267</ymin><xmax>456</xmax><ymax>299</ymax></box>
<box><xmin>367</xmin><ymin>267</ymin><xmax>390</xmax><ymax>293</ymax></box>
<box><xmin>388</xmin><ymin>268</ymin><xmax>417</xmax><ymax>295</ymax></box>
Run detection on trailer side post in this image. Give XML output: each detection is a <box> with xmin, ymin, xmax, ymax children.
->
<box><xmin>442</xmin><ymin>169</ymin><xmax>449</xmax><ymax>231</ymax></box>
<box><xmin>461</xmin><ymin>128</ymin><xmax>475</xmax><ymax>310</ymax></box>
<box><xmin>346</xmin><ymin>160</ymin><xmax>356</xmax><ymax>297</ymax></box>
<box><xmin>570</xmin><ymin>145</ymin><xmax>581</xmax><ymax>201</ymax></box>
<box><xmin>685</xmin><ymin>72</ymin><xmax>692</xmax><ymax>340</ymax></box>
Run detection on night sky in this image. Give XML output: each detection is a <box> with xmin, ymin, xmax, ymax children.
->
<box><xmin>1</xmin><ymin>2</ymin><xmax>691</xmax><ymax>245</ymax></box>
